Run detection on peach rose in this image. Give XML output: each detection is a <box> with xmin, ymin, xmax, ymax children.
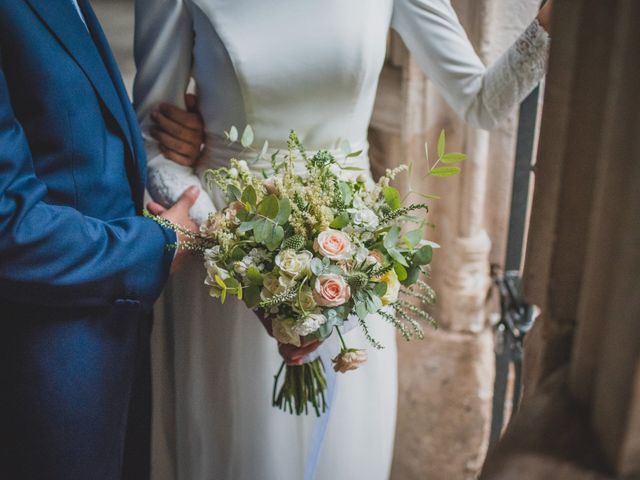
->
<box><xmin>313</xmin><ymin>229</ymin><xmax>353</xmax><ymax>261</ymax></box>
<box><xmin>313</xmin><ymin>274</ymin><xmax>351</xmax><ymax>307</ymax></box>
<box><xmin>367</xmin><ymin>250</ymin><xmax>386</xmax><ymax>265</ymax></box>
<box><xmin>332</xmin><ymin>349</ymin><xmax>368</xmax><ymax>373</ymax></box>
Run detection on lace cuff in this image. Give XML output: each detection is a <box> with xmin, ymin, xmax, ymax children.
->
<box><xmin>481</xmin><ymin>19</ymin><xmax>551</xmax><ymax>126</ymax></box>
<box><xmin>147</xmin><ymin>154</ymin><xmax>216</xmax><ymax>225</ymax></box>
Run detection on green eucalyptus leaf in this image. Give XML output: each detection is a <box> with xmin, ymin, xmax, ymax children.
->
<box><xmin>246</xmin><ymin>266</ymin><xmax>263</xmax><ymax>285</ymax></box>
<box><xmin>227</xmin><ymin>184</ymin><xmax>242</xmax><ymax>202</ymax></box>
<box><xmin>387</xmin><ymin>247</ymin><xmax>409</xmax><ymax>267</ymax></box>
<box><xmin>340</xmin><ymin>166</ymin><xmax>366</xmax><ymax>171</ymax></box>
<box><xmin>403</xmin><ymin>266</ymin><xmax>421</xmax><ymax>286</ymax></box>
<box><xmin>437</xmin><ymin>129</ymin><xmax>445</xmax><ymax>159</ymax></box>
<box><xmin>236</xmin><ymin>208</ymin><xmax>250</xmax><ymax>222</ymax></box>
<box><xmin>257</xmin><ymin>140</ymin><xmax>270</xmax><ymax>161</ymax></box>
<box><xmin>258</xmin><ymin>194</ymin><xmax>279</xmax><ymax>219</ymax></box>
<box><xmin>228</xmin><ymin>126</ymin><xmax>239</xmax><ymax>143</ymax></box>
<box><xmin>346</xmin><ymin>149</ymin><xmax>363</xmax><ymax>158</ymax></box>
<box><xmin>242</xmin><ymin>185</ymin><xmax>257</xmax><ymax>207</ymax></box>
<box><xmin>383</xmin><ymin>186</ymin><xmax>401</xmax><ymax>210</ymax></box>
<box><xmin>338</xmin><ymin>182</ymin><xmax>353</xmax><ymax>206</ymax></box>
<box><xmin>383</xmin><ymin>226</ymin><xmax>401</xmax><ymax>250</ymax></box>
<box><xmin>441</xmin><ymin>152</ymin><xmax>468</xmax><ymax>164</ymax></box>
<box><xmin>244</xmin><ymin>285</ymin><xmax>261</xmax><ymax>308</ymax></box>
<box><xmin>310</xmin><ymin>258</ymin><xmax>324</xmax><ymax>276</ymax></box>
<box><xmin>372</xmin><ymin>281</ymin><xmax>388</xmax><ymax>297</ymax></box>
<box><xmin>266</xmin><ymin>224</ymin><xmax>284</xmax><ymax>251</ymax></box>
<box><xmin>394</xmin><ymin>262</ymin><xmax>408</xmax><ymax>281</ymax></box>
<box><xmin>254</xmin><ymin>218</ymin><xmax>271</xmax><ymax>243</ymax></box>
<box><xmin>356</xmin><ymin>302</ymin><xmax>369</xmax><ymax>320</ymax></box>
<box><xmin>404</xmin><ymin>228</ymin><xmax>423</xmax><ymax>248</ymax></box>
<box><xmin>229</xmin><ymin>247</ymin><xmax>247</xmax><ymax>261</ymax></box>
<box><xmin>330</xmin><ymin>211</ymin><xmax>350</xmax><ymax>229</ymax></box>
<box><xmin>429</xmin><ymin>166</ymin><xmax>461</xmax><ymax>177</ymax></box>
<box><xmin>241</xmin><ymin>124</ymin><xmax>254</xmax><ymax>148</ymax></box>
<box><xmin>275</xmin><ymin>197</ymin><xmax>291</xmax><ymax>225</ymax></box>
<box><xmin>413</xmin><ymin>245</ymin><xmax>433</xmax><ymax>266</ymax></box>
<box><xmin>238</xmin><ymin>220</ymin><xmax>257</xmax><ymax>234</ymax></box>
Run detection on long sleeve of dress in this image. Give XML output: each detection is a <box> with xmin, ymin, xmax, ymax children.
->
<box><xmin>391</xmin><ymin>0</ymin><xmax>550</xmax><ymax>130</ymax></box>
<box><xmin>133</xmin><ymin>0</ymin><xmax>216</xmax><ymax>224</ymax></box>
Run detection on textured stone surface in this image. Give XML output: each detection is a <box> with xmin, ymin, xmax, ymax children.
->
<box><xmin>392</xmin><ymin>329</ymin><xmax>494</xmax><ymax>480</ymax></box>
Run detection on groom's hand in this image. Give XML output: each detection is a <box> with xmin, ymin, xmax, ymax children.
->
<box><xmin>147</xmin><ymin>186</ymin><xmax>200</xmax><ymax>273</ymax></box>
<box><xmin>151</xmin><ymin>93</ymin><xmax>205</xmax><ymax>167</ymax></box>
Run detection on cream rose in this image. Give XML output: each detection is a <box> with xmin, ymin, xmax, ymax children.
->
<box><xmin>313</xmin><ymin>274</ymin><xmax>351</xmax><ymax>307</ymax></box>
<box><xmin>367</xmin><ymin>250</ymin><xmax>386</xmax><ymax>265</ymax></box>
<box><xmin>313</xmin><ymin>229</ymin><xmax>353</xmax><ymax>260</ymax></box>
<box><xmin>272</xmin><ymin>318</ymin><xmax>301</xmax><ymax>347</ymax></box>
<box><xmin>275</xmin><ymin>249</ymin><xmax>313</xmax><ymax>278</ymax></box>
<box><xmin>377</xmin><ymin>269</ymin><xmax>400</xmax><ymax>305</ymax></box>
<box><xmin>295</xmin><ymin>286</ymin><xmax>317</xmax><ymax>313</ymax></box>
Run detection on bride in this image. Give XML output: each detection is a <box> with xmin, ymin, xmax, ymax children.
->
<box><xmin>134</xmin><ymin>1</ymin><xmax>552</xmax><ymax>479</ymax></box>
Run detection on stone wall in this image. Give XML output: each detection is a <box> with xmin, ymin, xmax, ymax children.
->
<box><xmin>368</xmin><ymin>1</ymin><xmax>542</xmax><ymax>478</ymax></box>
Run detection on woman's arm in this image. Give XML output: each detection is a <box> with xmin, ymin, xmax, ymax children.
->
<box><xmin>133</xmin><ymin>0</ymin><xmax>215</xmax><ymax>224</ymax></box>
<box><xmin>391</xmin><ymin>0</ymin><xmax>551</xmax><ymax>130</ymax></box>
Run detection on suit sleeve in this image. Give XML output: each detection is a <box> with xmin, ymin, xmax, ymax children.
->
<box><xmin>391</xmin><ymin>0</ymin><xmax>550</xmax><ymax>130</ymax></box>
<box><xmin>0</xmin><ymin>59</ymin><xmax>176</xmax><ymax>311</ymax></box>
<box><xmin>133</xmin><ymin>0</ymin><xmax>216</xmax><ymax>225</ymax></box>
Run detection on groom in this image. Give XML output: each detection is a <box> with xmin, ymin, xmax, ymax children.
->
<box><xmin>0</xmin><ymin>1</ymin><xmax>203</xmax><ymax>478</ymax></box>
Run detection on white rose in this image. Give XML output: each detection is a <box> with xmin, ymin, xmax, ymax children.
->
<box><xmin>275</xmin><ymin>249</ymin><xmax>313</xmax><ymax>277</ymax></box>
<box><xmin>294</xmin><ymin>286</ymin><xmax>317</xmax><ymax>313</ymax></box>
<box><xmin>293</xmin><ymin>313</ymin><xmax>327</xmax><ymax>337</ymax></box>
<box><xmin>272</xmin><ymin>318</ymin><xmax>301</xmax><ymax>347</ymax></box>
<box><xmin>262</xmin><ymin>271</ymin><xmax>280</xmax><ymax>294</ymax></box>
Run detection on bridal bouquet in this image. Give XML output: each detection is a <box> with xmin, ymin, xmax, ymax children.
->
<box><xmin>148</xmin><ymin>129</ymin><xmax>464</xmax><ymax>416</ymax></box>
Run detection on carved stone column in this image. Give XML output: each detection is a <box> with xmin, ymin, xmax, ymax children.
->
<box><xmin>369</xmin><ymin>1</ymin><xmax>542</xmax><ymax>478</ymax></box>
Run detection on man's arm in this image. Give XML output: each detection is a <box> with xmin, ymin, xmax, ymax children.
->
<box><xmin>0</xmin><ymin>58</ymin><xmax>179</xmax><ymax>311</ymax></box>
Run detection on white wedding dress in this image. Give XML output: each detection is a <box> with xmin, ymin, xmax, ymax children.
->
<box><xmin>133</xmin><ymin>1</ymin><xmax>549</xmax><ymax>479</ymax></box>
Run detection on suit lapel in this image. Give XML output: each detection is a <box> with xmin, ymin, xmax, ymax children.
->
<box><xmin>23</xmin><ymin>0</ymin><xmax>135</xmax><ymax>158</ymax></box>
<box><xmin>77</xmin><ymin>0</ymin><xmax>147</xmax><ymax>194</ymax></box>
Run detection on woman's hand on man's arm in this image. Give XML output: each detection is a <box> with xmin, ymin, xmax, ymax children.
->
<box><xmin>150</xmin><ymin>93</ymin><xmax>205</xmax><ymax>167</ymax></box>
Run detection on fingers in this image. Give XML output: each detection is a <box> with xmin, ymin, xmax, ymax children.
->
<box><xmin>146</xmin><ymin>201</ymin><xmax>166</xmax><ymax>215</ymax></box>
<box><xmin>151</xmin><ymin>110</ymin><xmax>203</xmax><ymax>145</ymax></box>
<box><xmin>278</xmin><ymin>340</ymin><xmax>321</xmax><ymax>366</ymax></box>
<box><xmin>174</xmin><ymin>185</ymin><xmax>200</xmax><ymax>212</ymax></box>
<box><xmin>158</xmin><ymin>102</ymin><xmax>202</xmax><ymax>130</ymax></box>
<box><xmin>151</xmin><ymin>125</ymin><xmax>201</xmax><ymax>162</ymax></box>
<box><xmin>159</xmin><ymin>145</ymin><xmax>196</xmax><ymax>167</ymax></box>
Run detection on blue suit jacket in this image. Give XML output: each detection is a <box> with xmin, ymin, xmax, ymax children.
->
<box><xmin>0</xmin><ymin>0</ymin><xmax>176</xmax><ymax>478</ymax></box>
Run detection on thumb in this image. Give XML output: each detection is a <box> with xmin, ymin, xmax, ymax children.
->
<box><xmin>175</xmin><ymin>185</ymin><xmax>200</xmax><ymax>211</ymax></box>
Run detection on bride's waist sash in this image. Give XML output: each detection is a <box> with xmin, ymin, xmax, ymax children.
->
<box><xmin>197</xmin><ymin>132</ymin><xmax>371</xmax><ymax>178</ymax></box>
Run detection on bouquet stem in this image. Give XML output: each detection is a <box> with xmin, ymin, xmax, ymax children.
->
<box><xmin>272</xmin><ymin>358</ymin><xmax>328</xmax><ymax>416</ymax></box>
